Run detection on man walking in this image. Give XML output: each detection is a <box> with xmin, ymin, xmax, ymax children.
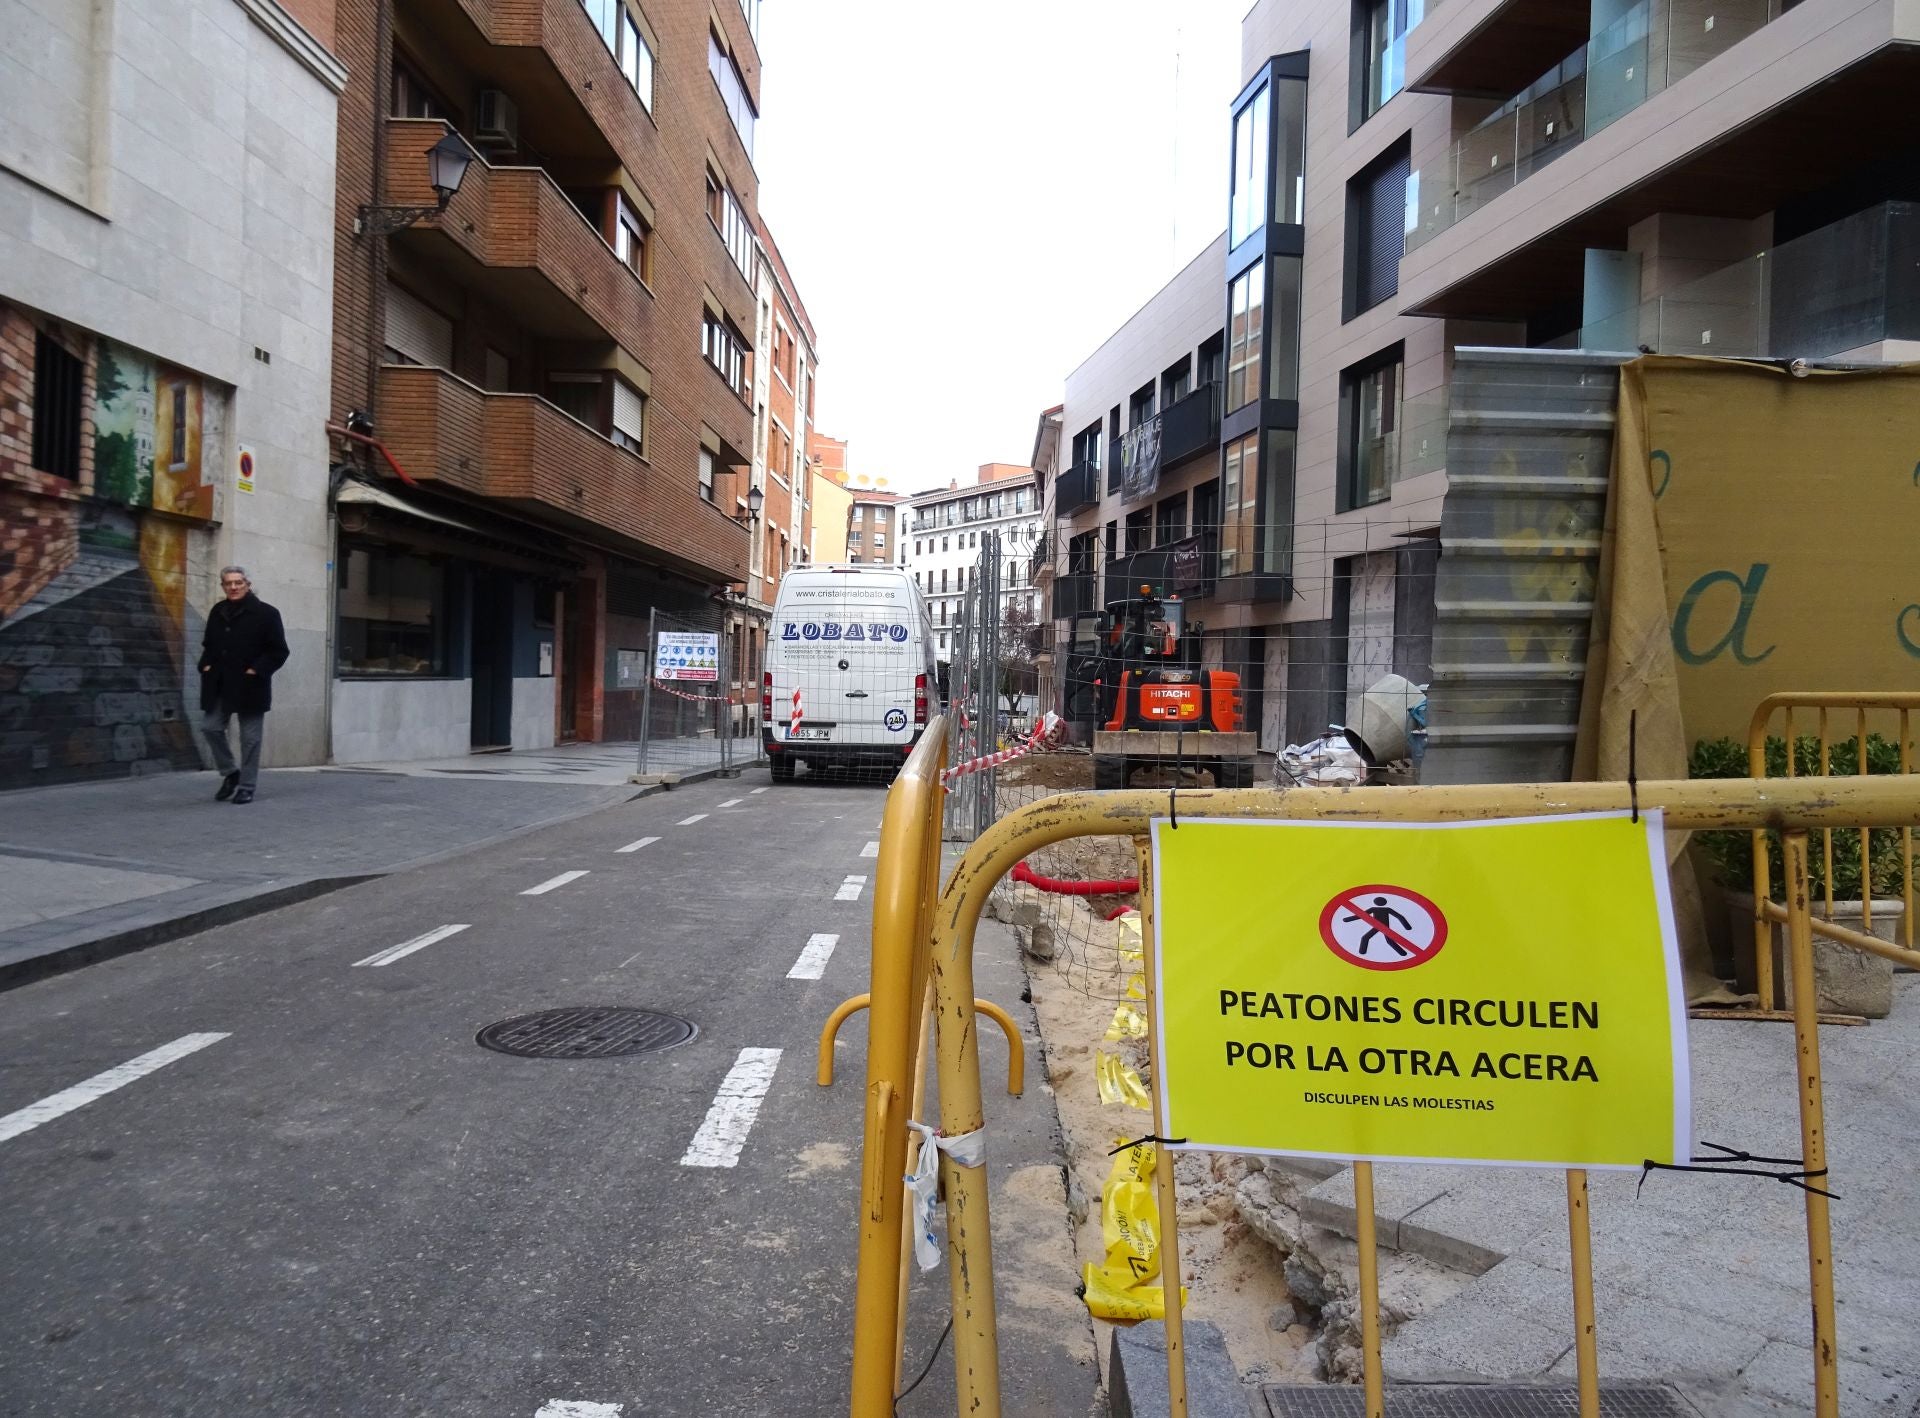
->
<box><xmin>199</xmin><ymin>566</ymin><xmax>290</xmax><ymax>804</ymax></box>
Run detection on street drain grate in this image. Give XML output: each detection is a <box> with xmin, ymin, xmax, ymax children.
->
<box><xmin>477</xmin><ymin>1007</ymin><xmax>697</xmax><ymax>1059</ymax></box>
<box><xmin>1263</xmin><ymin>1385</ymin><xmax>1692</xmax><ymax>1417</ymax></box>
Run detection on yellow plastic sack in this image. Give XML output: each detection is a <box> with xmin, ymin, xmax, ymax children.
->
<box><xmin>1114</xmin><ymin>909</ymin><xmax>1143</xmax><ymax>959</ymax></box>
<box><xmin>1079</xmin><ymin>1140</ymin><xmax>1186</xmax><ymax>1323</ymax></box>
<box><xmin>1095</xmin><ymin>1052</ymin><xmax>1151</xmax><ymax>1111</ymax></box>
<box><xmin>1104</xmin><ymin>1002</ymin><xmax>1148</xmax><ymax>1040</ymax></box>
<box><xmin>1124</xmin><ymin>972</ymin><xmax>1146</xmax><ymax>1001</ymax></box>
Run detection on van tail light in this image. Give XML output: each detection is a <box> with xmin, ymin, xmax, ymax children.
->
<box><xmin>762</xmin><ymin>671</ymin><xmax>773</xmax><ymax>722</ymax></box>
<box><xmin>914</xmin><ymin>673</ymin><xmax>928</xmax><ymax>726</ymax></box>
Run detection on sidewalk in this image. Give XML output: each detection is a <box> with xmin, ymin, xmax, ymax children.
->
<box><xmin>0</xmin><ymin>741</ymin><xmax>692</xmax><ymax>988</ymax></box>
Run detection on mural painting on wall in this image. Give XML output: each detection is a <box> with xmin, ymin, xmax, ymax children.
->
<box><xmin>0</xmin><ymin>331</ymin><xmax>217</xmax><ymax>788</ymax></box>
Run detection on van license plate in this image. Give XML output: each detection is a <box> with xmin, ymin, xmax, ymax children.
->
<box><xmin>792</xmin><ymin>727</ymin><xmax>831</xmax><ymax>740</ymax></box>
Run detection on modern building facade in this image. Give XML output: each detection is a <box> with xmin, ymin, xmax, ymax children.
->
<box><xmin>0</xmin><ymin>0</ymin><xmax>345</xmax><ymax>789</ymax></box>
<box><xmin>906</xmin><ymin>465</ymin><xmax>1041</xmax><ymax>662</ymax></box>
<box><xmin>323</xmin><ymin>0</ymin><xmax>765</xmax><ymax>758</ymax></box>
<box><xmin>1049</xmin><ymin>0</ymin><xmax>1919</xmax><ymax>755</ymax></box>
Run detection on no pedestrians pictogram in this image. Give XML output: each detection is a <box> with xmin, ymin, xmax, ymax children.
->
<box><xmin>1319</xmin><ymin>885</ymin><xmax>1448</xmax><ymax>971</ymax></box>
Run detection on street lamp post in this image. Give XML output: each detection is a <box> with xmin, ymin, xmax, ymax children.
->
<box><xmin>356</xmin><ymin>130</ymin><xmax>476</xmax><ymax>237</ymax></box>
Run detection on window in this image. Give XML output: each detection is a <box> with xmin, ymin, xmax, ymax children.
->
<box><xmin>941</xmin><ymin>569</ymin><xmax>949</xmax><ymax>592</ymax></box>
<box><xmin>1220</xmin><ymin>434</ymin><xmax>1257</xmax><ymax>577</ymax></box>
<box><xmin>1261</xmin><ymin>432</ymin><xmax>1297</xmax><ymax>575</ymax></box>
<box><xmin>708</xmin><ymin>30</ymin><xmax>757</xmax><ymax>156</ymax></box>
<box><xmin>1226</xmin><ymin>263</ymin><xmax>1264</xmax><ymax>413</ymax></box>
<box><xmin>699</xmin><ymin>448</ymin><xmax>716</xmax><ymax>502</ymax></box>
<box><xmin>1346</xmin><ymin>138</ymin><xmax>1410</xmax><ymax>318</ymax></box>
<box><xmin>1155</xmin><ymin>493</ymin><xmax>1186</xmax><ymax>546</ymax></box>
<box><xmin>1339</xmin><ymin>347</ymin><xmax>1402</xmax><ymax>510</ymax></box>
<box><xmin>737</xmin><ymin>0</ymin><xmax>760</xmax><ymax>38</ymax></box>
<box><xmin>702</xmin><ymin>310</ymin><xmax>750</xmax><ymax>398</ymax></box>
<box><xmin>336</xmin><ymin>543</ymin><xmax>449</xmax><ymax>676</ymax></box>
<box><xmin>941</xmin><ymin>536</ymin><xmax>949</xmax><ymax>552</ymax></box>
<box><xmin>1270</xmin><ymin>257</ymin><xmax>1303</xmax><ymax>401</ymax></box>
<box><xmin>385</xmin><ymin>283</ymin><xmax>453</xmax><ymax>367</ymax></box>
<box><xmin>848</xmin><ymin>530</ymin><xmax>862</xmax><ymax>546</ymax></box>
<box><xmin>30</xmin><ymin>331</ymin><xmax>83</xmax><ymax>480</ymax></box>
<box><xmin>1199</xmin><ymin>333</ymin><xmax>1225</xmax><ymax>391</ymax></box>
<box><xmin>391</xmin><ymin>63</ymin><xmax>449</xmax><ymax>120</ymax></box>
<box><xmin>1161</xmin><ymin>357</ymin><xmax>1192</xmax><ymax>406</ymax></box>
<box><xmin>1230</xmin><ymin>83</ymin><xmax>1270</xmax><ymax>248</ymax></box>
<box><xmin>1129</xmin><ymin>382</ymin><xmax>1155</xmax><ymax>429</ymax></box>
<box><xmin>612</xmin><ymin>377</ymin><xmax>645</xmax><ymax>454</ymax></box>
<box><xmin>614</xmin><ymin>193</ymin><xmax>651</xmax><ymax>282</ymax></box>
<box><xmin>874</xmin><ymin>532</ymin><xmax>887</xmax><ymax>547</ymax></box>
<box><xmin>1274</xmin><ymin>77</ymin><xmax>1308</xmax><ymax>225</ymax></box>
<box><xmin>1125</xmin><ymin>507</ymin><xmax>1152</xmax><ymax>554</ymax></box>
<box><xmin>706</xmin><ymin>171</ymin><xmax>754</xmax><ymax>280</ymax></box>
<box><xmin>581</xmin><ymin>1</ymin><xmax>653</xmax><ymax>111</ymax></box>
<box><xmin>1071</xmin><ymin>421</ymin><xmax>1101</xmax><ymax>469</ymax></box>
<box><xmin>1353</xmin><ymin>0</ymin><xmax>1412</xmax><ymax>126</ymax></box>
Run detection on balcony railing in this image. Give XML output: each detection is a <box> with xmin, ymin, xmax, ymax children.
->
<box><xmin>1544</xmin><ymin>203</ymin><xmax>1920</xmax><ymax>359</ymax></box>
<box><xmin>1027</xmin><ymin>530</ymin><xmax>1051</xmax><ymax>584</ymax></box>
<box><xmin>1157</xmin><ymin>381</ymin><xmax>1222</xmax><ymax>469</ymax></box>
<box><xmin>1405</xmin><ymin>0</ymin><xmax>1780</xmax><ymax>255</ymax></box>
<box><xmin>378</xmin><ymin>364</ymin><xmax>748</xmax><ymax>583</ymax></box>
<box><xmin>1057</xmin><ymin>458</ymin><xmax>1099</xmax><ymax>514</ymax></box>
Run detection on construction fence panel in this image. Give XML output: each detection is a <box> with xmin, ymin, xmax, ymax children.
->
<box><xmin>637</xmin><ymin>604</ymin><xmax>757</xmax><ymax>779</ymax></box>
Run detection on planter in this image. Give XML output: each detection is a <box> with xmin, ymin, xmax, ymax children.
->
<box><xmin>1727</xmin><ymin>894</ymin><xmax>1905</xmax><ymax>1017</ymax></box>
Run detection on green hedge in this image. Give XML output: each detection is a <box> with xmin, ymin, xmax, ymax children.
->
<box><xmin>1690</xmin><ymin>734</ymin><xmax>1915</xmax><ymax>903</ymax></box>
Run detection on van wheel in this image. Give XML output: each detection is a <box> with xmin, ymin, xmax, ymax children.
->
<box><xmin>1092</xmin><ymin>756</ymin><xmax>1128</xmax><ymax>791</ymax></box>
<box><xmin>770</xmin><ymin>756</ymin><xmax>796</xmax><ymax>782</ymax></box>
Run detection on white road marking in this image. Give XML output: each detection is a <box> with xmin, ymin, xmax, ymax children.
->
<box><xmin>717</xmin><ymin>798</ymin><xmax>743</xmax><ymax>808</ymax></box>
<box><xmin>536</xmin><ymin>1403</ymin><xmax>623</xmax><ymax>1417</ymax></box>
<box><xmin>786</xmin><ymin>933</ymin><xmax>840</xmax><ymax>980</ymax></box>
<box><xmin>0</xmin><ymin>1034</ymin><xmax>230</xmax><ymax>1145</ymax></box>
<box><xmin>522</xmin><ymin>870</ymin><xmax>589</xmax><ymax>896</ymax></box>
<box><xmin>676</xmin><ymin>813</ymin><xmax>709</xmax><ymax>826</ymax></box>
<box><xmin>835</xmin><ymin>875</ymin><xmax>868</xmax><ymax>901</ymax></box>
<box><xmin>749</xmin><ymin>787</ymin><xmax>768</xmax><ymax>794</ymax></box>
<box><xmin>618</xmin><ymin>950</ymin><xmax>644</xmax><ymax>969</ymax></box>
<box><xmin>860</xmin><ymin>840</ymin><xmax>880</xmax><ymax>858</ymax></box>
<box><xmin>680</xmin><ymin>1047</ymin><xmax>783</xmax><ymax>1168</ymax></box>
<box><xmin>353</xmin><ymin>924</ymin><xmax>469</xmax><ymax>968</ymax></box>
<box><xmin>616</xmin><ymin>835</ymin><xmax>660</xmax><ymax>854</ymax></box>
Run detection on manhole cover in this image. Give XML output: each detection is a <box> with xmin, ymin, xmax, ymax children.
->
<box><xmin>477</xmin><ymin>1007</ymin><xmax>697</xmax><ymax>1059</ymax></box>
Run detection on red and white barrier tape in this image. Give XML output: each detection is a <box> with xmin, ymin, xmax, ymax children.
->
<box><xmin>652</xmin><ymin>679</ymin><xmax>727</xmax><ymax>703</ymax></box>
<box><xmin>940</xmin><ymin>712</ymin><xmax>1065</xmax><ymax>786</ymax></box>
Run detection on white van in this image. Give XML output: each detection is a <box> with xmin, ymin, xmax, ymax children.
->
<box><xmin>763</xmin><ymin>565</ymin><xmax>937</xmax><ymax>781</ymax></box>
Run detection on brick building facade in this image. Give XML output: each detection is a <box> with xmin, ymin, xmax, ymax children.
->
<box><xmin>324</xmin><ymin>0</ymin><xmax>768</xmax><ymax>758</ymax></box>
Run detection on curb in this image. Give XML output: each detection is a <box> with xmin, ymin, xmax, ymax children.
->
<box><xmin>0</xmin><ymin>875</ymin><xmax>377</xmax><ymax>993</ymax></box>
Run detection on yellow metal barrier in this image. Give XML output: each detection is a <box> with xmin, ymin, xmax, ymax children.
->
<box><xmin>815</xmin><ymin>992</ymin><xmax>1024</xmax><ymax>1096</ymax></box>
<box><xmin>1747</xmin><ymin>693</ymin><xmax>1920</xmax><ymax>1008</ymax></box>
<box><xmin>867</xmin><ymin>773</ymin><xmax>1920</xmax><ymax>1418</ymax></box>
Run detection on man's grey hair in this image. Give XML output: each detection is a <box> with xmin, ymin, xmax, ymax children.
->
<box><xmin>220</xmin><ymin>565</ymin><xmax>250</xmax><ymax>581</ymax></box>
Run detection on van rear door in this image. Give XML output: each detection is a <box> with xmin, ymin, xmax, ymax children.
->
<box><xmin>771</xmin><ymin>572</ymin><xmax>919</xmax><ymax>748</ymax></box>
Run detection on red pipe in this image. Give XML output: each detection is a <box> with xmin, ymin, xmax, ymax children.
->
<box><xmin>1012</xmin><ymin>860</ymin><xmax>1139</xmax><ymax>898</ymax></box>
<box><xmin>327</xmin><ymin>423</ymin><xmax>420</xmax><ymax>487</ymax></box>
<box><xmin>1104</xmin><ymin>905</ymin><xmax>1136</xmax><ymax>921</ymax></box>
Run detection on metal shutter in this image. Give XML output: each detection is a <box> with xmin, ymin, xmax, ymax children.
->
<box><xmin>612</xmin><ymin>379</ymin><xmax>644</xmax><ymax>444</ymax></box>
<box><xmin>1355</xmin><ymin>149</ymin><xmax>1410</xmax><ymax>313</ymax></box>
<box><xmin>385</xmin><ymin>284</ymin><xmax>453</xmax><ymax>368</ymax></box>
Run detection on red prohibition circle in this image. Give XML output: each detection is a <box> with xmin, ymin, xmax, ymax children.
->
<box><xmin>1318</xmin><ymin>884</ymin><xmax>1449</xmax><ymax>972</ymax></box>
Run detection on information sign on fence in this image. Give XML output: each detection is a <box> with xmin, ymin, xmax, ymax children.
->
<box><xmin>1150</xmin><ymin>812</ymin><xmax>1690</xmax><ymax>1169</ymax></box>
<box><xmin>655</xmin><ymin>631</ymin><xmax>720</xmax><ymax>682</ymax></box>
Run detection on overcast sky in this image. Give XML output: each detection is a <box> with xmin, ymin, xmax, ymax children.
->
<box><xmin>754</xmin><ymin>1</ymin><xmax>1250</xmax><ymax>496</ymax></box>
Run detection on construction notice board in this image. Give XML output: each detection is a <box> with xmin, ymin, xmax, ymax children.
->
<box><xmin>1150</xmin><ymin>813</ymin><xmax>1689</xmax><ymax>1169</ymax></box>
<box><xmin>655</xmin><ymin>631</ymin><xmax>720</xmax><ymax>682</ymax></box>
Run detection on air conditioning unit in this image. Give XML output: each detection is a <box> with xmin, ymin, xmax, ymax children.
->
<box><xmin>475</xmin><ymin>90</ymin><xmax>519</xmax><ymax>149</ymax></box>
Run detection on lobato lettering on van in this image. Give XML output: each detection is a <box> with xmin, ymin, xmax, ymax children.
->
<box><xmin>782</xmin><ymin>622</ymin><xmax>801</xmax><ymax>641</ymax></box>
<box><xmin>802</xmin><ymin>623</ymin><xmax>822</xmax><ymax>641</ymax></box>
<box><xmin>822</xmin><ymin>622</ymin><xmax>842</xmax><ymax>641</ymax></box>
<box><xmin>845</xmin><ymin>623</ymin><xmax>866</xmax><ymax>642</ymax></box>
<box><xmin>889</xmin><ymin>625</ymin><xmax>908</xmax><ymax>642</ymax></box>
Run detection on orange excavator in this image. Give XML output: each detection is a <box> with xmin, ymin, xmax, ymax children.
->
<box><xmin>1078</xmin><ymin>569</ymin><xmax>1257</xmax><ymax>790</ymax></box>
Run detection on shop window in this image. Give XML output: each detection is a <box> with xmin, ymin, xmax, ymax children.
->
<box><xmin>337</xmin><ymin>543</ymin><xmax>450</xmax><ymax>676</ymax></box>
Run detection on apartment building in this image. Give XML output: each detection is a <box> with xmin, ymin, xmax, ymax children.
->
<box><xmin>743</xmin><ymin>217</ymin><xmax>818</xmax><ymax>690</ymax></box>
<box><xmin>324</xmin><ymin>0</ymin><xmax>765</xmax><ymax>758</ymax></box>
<box><xmin>0</xmin><ymin>0</ymin><xmax>345</xmax><ymax>789</ymax></box>
<box><xmin>1050</xmin><ymin>0</ymin><xmax>1919</xmax><ymax>754</ymax></box>
<box><xmin>845</xmin><ymin>490</ymin><xmax>904</xmax><ymax>569</ymax></box>
<box><xmin>907</xmin><ymin>465</ymin><xmax>1042</xmax><ymax>662</ymax></box>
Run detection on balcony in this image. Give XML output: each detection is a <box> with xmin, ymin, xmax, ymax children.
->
<box><xmin>379</xmin><ymin>364</ymin><xmax>748</xmax><ymax>584</ymax></box>
<box><xmin>1398</xmin><ymin>2</ymin><xmax>1920</xmax><ymax>321</ymax></box>
<box><xmin>1027</xmin><ymin>530</ymin><xmax>1052</xmax><ymax>586</ymax></box>
<box><xmin>1057</xmin><ymin>459</ymin><xmax>1099</xmax><ymax>515</ymax></box>
<box><xmin>1545</xmin><ymin>203</ymin><xmax>1920</xmax><ymax>358</ymax></box>
<box><xmin>1156</xmin><ymin>382</ymin><xmax>1222</xmax><ymax>470</ymax></box>
<box><xmin>385</xmin><ymin>120</ymin><xmax>657</xmax><ymax>355</ymax></box>
<box><xmin>1406</xmin><ymin>0</ymin><xmax>1597</xmax><ymax>99</ymax></box>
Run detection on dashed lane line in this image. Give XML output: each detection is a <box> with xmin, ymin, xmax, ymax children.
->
<box><xmin>536</xmin><ymin>1403</ymin><xmax>623</xmax><ymax>1417</ymax></box>
<box><xmin>860</xmin><ymin>840</ymin><xmax>880</xmax><ymax>858</ymax></box>
<box><xmin>786</xmin><ymin>933</ymin><xmax>839</xmax><ymax>980</ymax></box>
<box><xmin>717</xmin><ymin>798</ymin><xmax>744</xmax><ymax>808</ymax></box>
<box><xmin>749</xmin><ymin>787</ymin><xmax>768</xmax><ymax>794</ymax></box>
<box><xmin>616</xmin><ymin>835</ymin><xmax>660</xmax><ymax>854</ymax></box>
<box><xmin>353</xmin><ymin>924</ymin><xmax>469</xmax><ymax>968</ymax></box>
<box><xmin>0</xmin><ymin>1034</ymin><xmax>230</xmax><ymax>1146</ymax></box>
<box><xmin>835</xmin><ymin>875</ymin><xmax>867</xmax><ymax>902</ymax></box>
<box><xmin>522</xmin><ymin>870</ymin><xmax>590</xmax><ymax>896</ymax></box>
<box><xmin>677</xmin><ymin>813</ymin><xmax>709</xmax><ymax>826</ymax></box>
<box><xmin>679</xmin><ymin>1048</ymin><xmax>783</xmax><ymax>1168</ymax></box>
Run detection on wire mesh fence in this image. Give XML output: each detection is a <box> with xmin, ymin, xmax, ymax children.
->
<box><xmin>635</xmin><ymin>605</ymin><xmax>761</xmax><ymax>778</ymax></box>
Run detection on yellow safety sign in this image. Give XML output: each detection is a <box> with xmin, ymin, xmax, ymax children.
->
<box><xmin>1150</xmin><ymin>812</ymin><xmax>1690</xmax><ymax>1169</ymax></box>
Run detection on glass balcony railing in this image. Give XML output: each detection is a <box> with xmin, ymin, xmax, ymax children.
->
<box><xmin>1543</xmin><ymin>203</ymin><xmax>1920</xmax><ymax>359</ymax></box>
<box><xmin>1395</xmin><ymin>388</ymin><xmax>1451</xmax><ymax>485</ymax></box>
<box><xmin>1405</xmin><ymin>0</ymin><xmax>1780</xmax><ymax>255</ymax></box>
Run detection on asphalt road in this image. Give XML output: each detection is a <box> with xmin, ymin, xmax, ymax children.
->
<box><xmin>0</xmin><ymin>767</ymin><xmax>1096</xmax><ymax>1417</ymax></box>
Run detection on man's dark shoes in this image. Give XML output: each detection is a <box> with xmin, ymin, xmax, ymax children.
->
<box><xmin>231</xmin><ymin>787</ymin><xmax>255</xmax><ymax>805</ymax></box>
<box><xmin>216</xmin><ymin>772</ymin><xmax>240</xmax><ymax>802</ymax></box>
